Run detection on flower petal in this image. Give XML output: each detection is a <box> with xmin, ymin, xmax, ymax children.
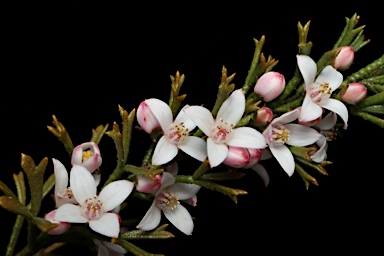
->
<box><xmin>315</xmin><ymin>65</ymin><xmax>343</xmax><ymax>92</ymax></box>
<box><xmin>54</xmin><ymin>203</ymin><xmax>88</xmax><ymax>223</ymax></box>
<box><xmin>321</xmin><ymin>98</ymin><xmax>349</xmax><ymax>129</ymax></box>
<box><xmin>207</xmin><ymin>138</ymin><xmax>228</xmax><ymax>168</ymax></box>
<box><xmin>70</xmin><ymin>165</ymin><xmax>96</xmax><ymax>204</ymax></box>
<box><xmin>298</xmin><ymin>94</ymin><xmax>323</xmax><ymax>122</ymax></box>
<box><xmin>285</xmin><ymin>124</ymin><xmax>321</xmax><ymax>146</ymax></box>
<box><xmin>178</xmin><ymin>136</ymin><xmax>207</xmax><ymax>162</ymax></box>
<box><xmin>156</xmin><ymin>172</ymin><xmax>176</xmax><ymax>194</ymax></box>
<box><xmin>145</xmin><ymin>98</ymin><xmax>173</xmax><ymax>130</ymax></box>
<box><xmin>170</xmin><ymin>183</ymin><xmax>201</xmax><ymax>200</ymax></box>
<box><xmin>183</xmin><ymin>106</ymin><xmax>215</xmax><ymax>136</ymax></box>
<box><xmin>163</xmin><ymin>204</ymin><xmax>194</xmax><ymax>235</ymax></box>
<box><xmin>314</xmin><ymin>112</ymin><xmax>337</xmax><ymax>130</ymax></box>
<box><xmin>216</xmin><ymin>89</ymin><xmax>245</xmax><ymax>125</ymax></box>
<box><xmin>174</xmin><ymin>105</ymin><xmax>197</xmax><ymax>131</ymax></box>
<box><xmin>98</xmin><ymin>180</ymin><xmax>134</xmax><ymax>212</ymax></box>
<box><xmin>53</xmin><ymin>158</ymin><xmax>68</xmax><ymax>199</ymax></box>
<box><xmin>251</xmin><ymin>164</ymin><xmax>270</xmax><ymax>187</ymax></box>
<box><xmin>227</xmin><ymin>127</ymin><xmax>267</xmax><ymax>149</ymax></box>
<box><xmin>136</xmin><ymin>201</ymin><xmax>162</xmax><ymax>231</ymax></box>
<box><xmin>269</xmin><ymin>144</ymin><xmax>295</xmax><ymax>176</ymax></box>
<box><xmin>151</xmin><ymin>136</ymin><xmax>178</xmax><ymax>165</ymax></box>
<box><xmin>310</xmin><ymin>135</ymin><xmax>328</xmax><ymax>163</ymax></box>
<box><xmin>271</xmin><ymin>108</ymin><xmax>300</xmax><ymax>126</ymax></box>
<box><xmin>297</xmin><ymin>55</ymin><xmax>317</xmax><ymax>88</ymax></box>
<box><xmin>89</xmin><ymin>212</ymin><xmax>120</xmax><ymax>238</ymax></box>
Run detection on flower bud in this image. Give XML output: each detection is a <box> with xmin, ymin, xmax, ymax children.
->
<box><xmin>71</xmin><ymin>142</ymin><xmax>102</xmax><ymax>173</ymax></box>
<box><xmin>253</xmin><ymin>107</ymin><xmax>273</xmax><ymax>128</ymax></box>
<box><xmin>341</xmin><ymin>82</ymin><xmax>367</xmax><ymax>105</ymax></box>
<box><xmin>254</xmin><ymin>72</ymin><xmax>285</xmax><ymax>102</ymax></box>
<box><xmin>45</xmin><ymin>209</ymin><xmax>71</xmax><ymax>235</ymax></box>
<box><xmin>334</xmin><ymin>46</ymin><xmax>354</xmax><ymax>71</ymax></box>
<box><xmin>136</xmin><ymin>174</ymin><xmax>162</xmax><ymax>193</ymax></box>
<box><xmin>223</xmin><ymin>146</ymin><xmax>261</xmax><ymax>169</ymax></box>
<box><xmin>137</xmin><ymin>101</ymin><xmax>161</xmax><ymax>134</ymax></box>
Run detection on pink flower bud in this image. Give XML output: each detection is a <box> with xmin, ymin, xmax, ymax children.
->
<box><xmin>334</xmin><ymin>46</ymin><xmax>354</xmax><ymax>71</ymax></box>
<box><xmin>137</xmin><ymin>101</ymin><xmax>161</xmax><ymax>134</ymax></box>
<box><xmin>253</xmin><ymin>107</ymin><xmax>273</xmax><ymax>128</ymax></box>
<box><xmin>136</xmin><ymin>174</ymin><xmax>162</xmax><ymax>193</ymax></box>
<box><xmin>45</xmin><ymin>209</ymin><xmax>71</xmax><ymax>235</ymax></box>
<box><xmin>71</xmin><ymin>142</ymin><xmax>102</xmax><ymax>173</ymax></box>
<box><xmin>223</xmin><ymin>146</ymin><xmax>261</xmax><ymax>169</ymax></box>
<box><xmin>254</xmin><ymin>71</ymin><xmax>285</xmax><ymax>102</ymax></box>
<box><xmin>342</xmin><ymin>82</ymin><xmax>367</xmax><ymax>105</ymax></box>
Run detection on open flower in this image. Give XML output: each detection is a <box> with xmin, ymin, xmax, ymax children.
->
<box><xmin>136</xmin><ymin>172</ymin><xmax>200</xmax><ymax>235</ymax></box>
<box><xmin>54</xmin><ymin>165</ymin><xmax>134</xmax><ymax>238</ymax></box>
<box><xmin>144</xmin><ymin>99</ymin><xmax>207</xmax><ymax>165</ymax></box>
<box><xmin>263</xmin><ymin>109</ymin><xmax>321</xmax><ymax>176</ymax></box>
<box><xmin>183</xmin><ymin>89</ymin><xmax>267</xmax><ymax>168</ymax></box>
<box><xmin>296</xmin><ymin>55</ymin><xmax>348</xmax><ymax>129</ymax></box>
<box><xmin>71</xmin><ymin>142</ymin><xmax>102</xmax><ymax>173</ymax></box>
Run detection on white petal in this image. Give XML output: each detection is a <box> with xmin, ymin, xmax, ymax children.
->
<box><xmin>53</xmin><ymin>158</ymin><xmax>68</xmax><ymax>198</ymax></box>
<box><xmin>207</xmin><ymin>138</ymin><xmax>228</xmax><ymax>168</ymax></box>
<box><xmin>298</xmin><ymin>94</ymin><xmax>323</xmax><ymax>122</ymax></box>
<box><xmin>98</xmin><ymin>180</ymin><xmax>134</xmax><ymax>212</ymax></box>
<box><xmin>269</xmin><ymin>144</ymin><xmax>295</xmax><ymax>176</ymax></box>
<box><xmin>272</xmin><ymin>108</ymin><xmax>300</xmax><ymax>125</ymax></box>
<box><xmin>183</xmin><ymin>106</ymin><xmax>215</xmax><ymax>136</ymax></box>
<box><xmin>151</xmin><ymin>136</ymin><xmax>178</xmax><ymax>165</ymax></box>
<box><xmin>178</xmin><ymin>136</ymin><xmax>207</xmax><ymax>162</ymax></box>
<box><xmin>166</xmin><ymin>162</ymin><xmax>178</xmax><ymax>176</ymax></box>
<box><xmin>321</xmin><ymin>98</ymin><xmax>349</xmax><ymax>129</ymax></box>
<box><xmin>297</xmin><ymin>55</ymin><xmax>316</xmax><ymax>88</ymax></box>
<box><xmin>70</xmin><ymin>165</ymin><xmax>96</xmax><ymax>204</ymax></box>
<box><xmin>89</xmin><ymin>213</ymin><xmax>120</xmax><ymax>238</ymax></box>
<box><xmin>136</xmin><ymin>201</ymin><xmax>162</xmax><ymax>231</ymax></box>
<box><xmin>314</xmin><ymin>112</ymin><xmax>337</xmax><ymax>130</ymax></box>
<box><xmin>163</xmin><ymin>204</ymin><xmax>194</xmax><ymax>235</ymax></box>
<box><xmin>54</xmin><ymin>203</ymin><xmax>88</xmax><ymax>223</ymax></box>
<box><xmin>174</xmin><ymin>105</ymin><xmax>197</xmax><ymax>130</ymax></box>
<box><xmin>145</xmin><ymin>98</ymin><xmax>173</xmax><ymax>130</ymax></box>
<box><xmin>156</xmin><ymin>172</ymin><xmax>175</xmax><ymax>194</ymax></box>
<box><xmin>285</xmin><ymin>124</ymin><xmax>321</xmax><ymax>146</ymax></box>
<box><xmin>170</xmin><ymin>183</ymin><xmax>201</xmax><ymax>200</ymax></box>
<box><xmin>315</xmin><ymin>65</ymin><xmax>343</xmax><ymax>92</ymax></box>
<box><xmin>251</xmin><ymin>164</ymin><xmax>270</xmax><ymax>187</ymax></box>
<box><xmin>102</xmin><ymin>240</ymin><xmax>127</xmax><ymax>254</ymax></box>
<box><xmin>310</xmin><ymin>135</ymin><xmax>328</xmax><ymax>163</ymax></box>
<box><xmin>227</xmin><ymin>127</ymin><xmax>267</xmax><ymax>149</ymax></box>
<box><xmin>216</xmin><ymin>89</ymin><xmax>245</xmax><ymax>125</ymax></box>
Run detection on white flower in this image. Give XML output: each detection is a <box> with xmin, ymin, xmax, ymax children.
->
<box><xmin>183</xmin><ymin>89</ymin><xmax>267</xmax><ymax>168</ymax></box>
<box><xmin>54</xmin><ymin>165</ymin><xmax>134</xmax><ymax>238</ymax></box>
<box><xmin>53</xmin><ymin>158</ymin><xmax>78</xmax><ymax>208</ymax></box>
<box><xmin>71</xmin><ymin>142</ymin><xmax>102</xmax><ymax>173</ymax></box>
<box><xmin>262</xmin><ymin>109</ymin><xmax>321</xmax><ymax>176</ymax></box>
<box><xmin>136</xmin><ymin>172</ymin><xmax>200</xmax><ymax>235</ymax></box>
<box><xmin>144</xmin><ymin>99</ymin><xmax>208</xmax><ymax>165</ymax></box>
<box><xmin>297</xmin><ymin>55</ymin><xmax>348</xmax><ymax>129</ymax></box>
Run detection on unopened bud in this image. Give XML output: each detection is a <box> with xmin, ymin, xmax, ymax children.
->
<box><xmin>334</xmin><ymin>46</ymin><xmax>354</xmax><ymax>71</ymax></box>
<box><xmin>137</xmin><ymin>101</ymin><xmax>161</xmax><ymax>134</ymax></box>
<box><xmin>253</xmin><ymin>107</ymin><xmax>273</xmax><ymax>128</ymax></box>
<box><xmin>342</xmin><ymin>82</ymin><xmax>367</xmax><ymax>105</ymax></box>
<box><xmin>254</xmin><ymin>72</ymin><xmax>285</xmax><ymax>102</ymax></box>
<box><xmin>224</xmin><ymin>146</ymin><xmax>261</xmax><ymax>169</ymax></box>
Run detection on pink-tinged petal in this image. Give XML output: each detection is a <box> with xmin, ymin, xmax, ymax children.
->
<box><xmin>299</xmin><ymin>94</ymin><xmax>323</xmax><ymax>122</ymax></box>
<box><xmin>137</xmin><ymin>101</ymin><xmax>161</xmax><ymax>134</ymax></box>
<box><xmin>54</xmin><ymin>203</ymin><xmax>88</xmax><ymax>223</ymax></box>
<box><xmin>183</xmin><ymin>106</ymin><xmax>215</xmax><ymax>136</ymax></box>
<box><xmin>284</xmin><ymin>124</ymin><xmax>321</xmax><ymax>146</ymax></box>
<box><xmin>297</xmin><ymin>55</ymin><xmax>316</xmax><ymax>88</ymax></box>
<box><xmin>178</xmin><ymin>136</ymin><xmax>207</xmax><ymax>162</ymax></box>
<box><xmin>151</xmin><ymin>136</ymin><xmax>178</xmax><ymax>165</ymax></box>
<box><xmin>170</xmin><ymin>183</ymin><xmax>201</xmax><ymax>200</ymax></box>
<box><xmin>310</xmin><ymin>135</ymin><xmax>328</xmax><ymax>163</ymax></box>
<box><xmin>89</xmin><ymin>212</ymin><xmax>120</xmax><ymax>238</ymax></box>
<box><xmin>174</xmin><ymin>105</ymin><xmax>197</xmax><ymax>131</ymax></box>
<box><xmin>315</xmin><ymin>65</ymin><xmax>343</xmax><ymax>92</ymax></box>
<box><xmin>156</xmin><ymin>172</ymin><xmax>176</xmax><ymax>194</ymax></box>
<box><xmin>227</xmin><ymin>127</ymin><xmax>267</xmax><ymax>149</ymax></box>
<box><xmin>136</xmin><ymin>201</ymin><xmax>162</xmax><ymax>231</ymax></box>
<box><xmin>166</xmin><ymin>162</ymin><xmax>178</xmax><ymax>176</ymax></box>
<box><xmin>314</xmin><ymin>112</ymin><xmax>337</xmax><ymax>130</ymax></box>
<box><xmin>136</xmin><ymin>174</ymin><xmax>161</xmax><ymax>193</ymax></box>
<box><xmin>45</xmin><ymin>209</ymin><xmax>71</xmax><ymax>235</ymax></box>
<box><xmin>53</xmin><ymin>158</ymin><xmax>68</xmax><ymax>198</ymax></box>
<box><xmin>163</xmin><ymin>204</ymin><xmax>194</xmax><ymax>235</ymax></box>
<box><xmin>321</xmin><ymin>98</ymin><xmax>349</xmax><ymax>129</ymax></box>
<box><xmin>269</xmin><ymin>144</ymin><xmax>295</xmax><ymax>176</ymax></box>
<box><xmin>251</xmin><ymin>164</ymin><xmax>270</xmax><ymax>187</ymax></box>
<box><xmin>82</xmin><ymin>153</ymin><xmax>102</xmax><ymax>173</ymax></box>
<box><xmin>71</xmin><ymin>145</ymin><xmax>83</xmax><ymax>166</ymax></box>
<box><xmin>271</xmin><ymin>108</ymin><xmax>300</xmax><ymax>126</ymax></box>
<box><xmin>217</xmin><ymin>89</ymin><xmax>245</xmax><ymax>125</ymax></box>
<box><xmin>70</xmin><ymin>165</ymin><xmax>96</xmax><ymax>204</ymax></box>
<box><xmin>145</xmin><ymin>98</ymin><xmax>173</xmax><ymax>130</ymax></box>
<box><xmin>98</xmin><ymin>180</ymin><xmax>134</xmax><ymax>212</ymax></box>
<box><xmin>207</xmin><ymin>138</ymin><xmax>228</xmax><ymax>168</ymax></box>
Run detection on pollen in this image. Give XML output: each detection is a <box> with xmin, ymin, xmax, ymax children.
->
<box><xmin>82</xmin><ymin>151</ymin><xmax>94</xmax><ymax>161</ymax></box>
<box><xmin>157</xmin><ymin>191</ymin><xmax>179</xmax><ymax>210</ymax></box>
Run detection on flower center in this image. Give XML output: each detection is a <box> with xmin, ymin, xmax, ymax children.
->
<box><xmin>308</xmin><ymin>82</ymin><xmax>331</xmax><ymax>104</ymax></box>
<box><xmin>82</xmin><ymin>151</ymin><xmax>94</xmax><ymax>161</ymax></box>
<box><xmin>211</xmin><ymin>118</ymin><xmax>234</xmax><ymax>144</ymax></box>
<box><xmin>166</xmin><ymin>122</ymin><xmax>189</xmax><ymax>144</ymax></box>
<box><xmin>322</xmin><ymin>128</ymin><xmax>337</xmax><ymax>141</ymax></box>
<box><xmin>63</xmin><ymin>187</ymin><xmax>74</xmax><ymax>200</ymax></box>
<box><xmin>270</xmin><ymin>123</ymin><xmax>290</xmax><ymax>145</ymax></box>
<box><xmin>156</xmin><ymin>190</ymin><xmax>179</xmax><ymax>211</ymax></box>
<box><xmin>82</xmin><ymin>196</ymin><xmax>103</xmax><ymax>220</ymax></box>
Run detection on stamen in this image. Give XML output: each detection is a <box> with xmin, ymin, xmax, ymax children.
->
<box><xmin>167</xmin><ymin>122</ymin><xmax>189</xmax><ymax>144</ymax></box>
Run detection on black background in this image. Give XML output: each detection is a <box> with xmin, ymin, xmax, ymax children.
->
<box><xmin>2</xmin><ymin>3</ymin><xmax>383</xmax><ymax>255</ymax></box>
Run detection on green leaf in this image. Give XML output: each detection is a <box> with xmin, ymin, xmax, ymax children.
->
<box><xmin>120</xmin><ymin>224</ymin><xmax>175</xmax><ymax>240</ymax></box>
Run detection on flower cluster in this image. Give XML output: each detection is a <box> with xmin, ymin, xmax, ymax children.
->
<box><xmin>1</xmin><ymin>13</ymin><xmax>383</xmax><ymax>256</ymax></box>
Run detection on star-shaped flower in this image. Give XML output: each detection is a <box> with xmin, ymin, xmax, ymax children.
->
<box><xmin>297</xmin><ymin>55</ymin><xmax>348</xmax><ymax>129</ymax></box>
<box><xmin>183</xmin><ymin>89</ymin><xmax>267</xmax><ymax>168</ymax></box>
